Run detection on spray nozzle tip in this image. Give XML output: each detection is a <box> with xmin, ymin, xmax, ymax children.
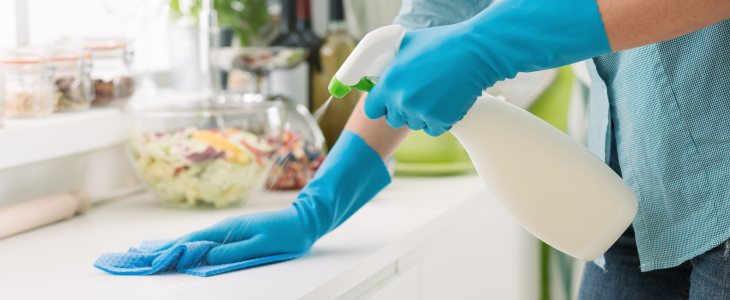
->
<box><xmin>328</xmin><ymin>76</ymin><xmax>351</xmax><ymax>98</ymax></box>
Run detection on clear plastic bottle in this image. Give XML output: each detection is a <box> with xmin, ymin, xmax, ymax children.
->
<box><xmin>0</xmin><ymin>49</ymin><xmax>56</xmax><ymax>118</ymax></box>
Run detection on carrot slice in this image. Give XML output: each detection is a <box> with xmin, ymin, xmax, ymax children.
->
<box><xmin>193</xmin><ymin>130</ymin><xmax>241</xmax><ymax>155</ymax></box>
<box><xmin>240</xmin><ymin>140</ymin><xmax>264</xmax><ymax>166</ymax></box>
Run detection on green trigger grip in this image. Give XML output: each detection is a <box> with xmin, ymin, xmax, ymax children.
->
<box><xmin>350</xmin><ymin>78</ymin><xmax>375</xmax><ymax>92</ymax></box>
<box><xmin>328</xmin><ymin>77</ymin><xmax>376</xmax><ymax>98</ymax></box>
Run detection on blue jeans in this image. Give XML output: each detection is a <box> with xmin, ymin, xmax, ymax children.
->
<box><xmin>577</xmin><ymin>225</ymin><xmax>730</xmax><ymax>300</ymax></box>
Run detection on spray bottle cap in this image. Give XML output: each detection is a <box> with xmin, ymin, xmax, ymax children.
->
<box><xmin>328</xmin><ymin>76</ymin><xmax>376</xmax><ymax>98</ymax></box>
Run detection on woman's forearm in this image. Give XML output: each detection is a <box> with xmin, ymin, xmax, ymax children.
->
<box><xmin>598</xmin><ymin>0</ymin><xmax>730</xmax><ymax>51</ymax></box>
<box><xmin>344</xmin><ymin>93</ymin><xmax>411</xmax><ymax>161</ymax></box>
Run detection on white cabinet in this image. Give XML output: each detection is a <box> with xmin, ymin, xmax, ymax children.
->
<box><xmin>420</xmin><ymin>212</ymin><xmax>504</xmax><ymax>300</ymax></box>
<box><xmin>419</xmin><ymin>209</ymin><xmax>539</xmax><ymax>300</ymax></box>
<box><xmin>368</xmin><ymin>267</ymin><xmax>420</xmax><ymax>300</ymax></box>
<box><xmin>354</xmin><ymin>201</ymin><xmax>540</xmax><ymax>300</ymax></box>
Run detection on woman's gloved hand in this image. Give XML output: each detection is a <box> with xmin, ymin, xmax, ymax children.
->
<box><xmin>151</xmin><ymin>130</ymin><xmax>391</xmax><ymax>266</ymax></box>
<box><xmin>364</xmin><ymin>0</ymin><xmax>612</xmax><ymax>136</ymax></box>
<box><xmin>150</xmin><ymin>209</ymin><xmax>312</xmax><ymax>266</ymax></box>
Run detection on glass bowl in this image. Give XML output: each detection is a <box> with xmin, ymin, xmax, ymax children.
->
<box><xmin>266</xmin><ymin>98</ymin><xmax>327</xmax><ymax>190</ymax></box>
<box><xmin>126</xmin><ymin>98</ymin><xmax>285</xmax><ymax>208</ymax></box>
<box><xmin>214</xmin><ymin>93</ymin><xmax>328</xmax><ymax>190</ymax></box>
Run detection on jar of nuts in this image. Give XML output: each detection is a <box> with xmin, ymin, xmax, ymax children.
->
<box><xmin>51</xmin><ymin>48</ymin><xmax>95</xmax><ymax>112</ymax></box>
<box><xmin>84</xmin><ymin>38</ymin><xmax>135</xmax><ymax>106</ymax></box>
<box><xmin>0</xmin><ymin>49</ymin><xmax>56</xmax><ymax>118</ymax></box>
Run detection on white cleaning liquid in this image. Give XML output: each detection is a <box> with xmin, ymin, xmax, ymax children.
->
<box><xmin>330</xmin><ymin>24</ymin><xmax>638</xmax><ymax>260</ymax></box>
<box><xmin>450</xmin><ymin>94</ymin><xmax>637</xmax><ymax>260</ymax></box>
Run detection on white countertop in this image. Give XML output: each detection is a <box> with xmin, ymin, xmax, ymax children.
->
<box><xmin>0</xmin><ymin>175</ymin><xmax>494</xmax><ymax>300</ymax></box>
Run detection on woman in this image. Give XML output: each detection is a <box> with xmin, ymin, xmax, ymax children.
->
<box><xmin>154</xmin><ymin>0</ymin><xmax>730</xmax><ymax>298</ymax></box>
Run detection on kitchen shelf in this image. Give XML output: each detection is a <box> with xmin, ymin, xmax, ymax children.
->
<box><xmin>0</xmin><ymin>108</ymin><xmax>131</xmax><ymax>169</ymax></box>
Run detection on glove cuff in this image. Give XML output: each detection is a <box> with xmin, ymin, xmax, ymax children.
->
<box><xmin>312</xmin><ymin>129</ymin><xmax>391</xmax><ymax>186</ymax></box>
<box><xmin>290</xmin><ymin>130</ymin><xmax>391</xmax><ymax>242</ymax></box>
<box><xmin>460</xmin><ymin>0</ymin><xmax>612</xmax><ymax>83</ymax></box>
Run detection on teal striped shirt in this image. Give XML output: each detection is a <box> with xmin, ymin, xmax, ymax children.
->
<box><xmin>395</xmin><ymin>0</ymin><xmax>730</xmax><ymax>271</ymax></box>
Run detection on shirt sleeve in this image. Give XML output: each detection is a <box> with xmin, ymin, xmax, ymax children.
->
<box><xmin>393</xmin><ymin>0</ymin><xmax>496</xmax><ymax>30</ymax></box>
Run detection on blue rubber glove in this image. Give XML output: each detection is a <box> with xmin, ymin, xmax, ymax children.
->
<box><xmin>364</xmin><ymin>0</ymin><xmax>612</xmax><ymax>136</ymax></box>
<box><xmin>151</xmin><ymin>130</ymin><xmax>390</xmax><ymax>266</ymax></box>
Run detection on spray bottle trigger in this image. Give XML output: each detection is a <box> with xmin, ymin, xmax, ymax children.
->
<box><xmin>329</xmin><ymin>77</ymin><xmax>377</xmax><ymax>98</ymax></box>
<box><xmin>350</xmin><ymin>78</ymin><xmax>375</xmax><ymax>92</ymax></box>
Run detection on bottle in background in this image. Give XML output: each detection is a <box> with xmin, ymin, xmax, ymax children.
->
<box><xmin>296</xmin><ymin>0</ymin><xmax>321</xmax><ymax>57</ymax></box>
<box><xmin>297</xmin><ymin>0</ymin><xmax>322</xmax><ymax>109</ymax></box>
<box><xmin>312</xmin><ymin>0</ymin><xmax>358</xmax><ymax>150</ymax></box>
<box><xmin>271</xmin><ymin>0</ymin><xmax>307</xmax><ymax>47</ymax></box>
<box><xmin>269</xmin><ymin>0</ymin><xmax>310</xmax><ymax>108</ymax></box>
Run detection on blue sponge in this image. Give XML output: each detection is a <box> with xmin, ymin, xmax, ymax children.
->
<box><xmin>94</xmin><ymin>240</ymin><xmax>307</xmax><ymax>277</ymax></box>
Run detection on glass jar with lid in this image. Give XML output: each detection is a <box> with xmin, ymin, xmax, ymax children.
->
<box><xmin>84</xmin><ymin>38</ymin><xmax>134</xmax><ymax>106</ymax></box>
<box><xmin>52</xmin><ymin>48</ymin><xmax>95</xmax><ymax>112</ymax></box>
<box><xmin>0</xmin><ymin>48</ymin><xmax>56</xmax><ymax>118</ymax></box>
<box><xmin>0</xmin><ymin>66</ymin><xmax>5</xmax><ymax>127</ymax></box>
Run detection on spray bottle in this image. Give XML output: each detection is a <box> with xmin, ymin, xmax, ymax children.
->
<box><xmin>327</xmin><ymin>24</ymin><xmax>638</xmax><ymax>261</ymax></box>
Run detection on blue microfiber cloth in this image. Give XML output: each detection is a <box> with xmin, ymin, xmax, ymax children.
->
<box><xmin>94</xmin><ymin>240</ymin><xmax>307</xmax><ymax>277</ymax></box>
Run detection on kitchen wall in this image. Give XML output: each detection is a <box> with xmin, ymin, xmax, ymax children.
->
<box><xmin>18</xmin><ymin>0</ymin><xmax>331</xmax><ymax>75</ymax></box>
<box><xmin>0</xmin><ymin>0</ymin><xmax>24</xmax><ymax>48</ymax></box>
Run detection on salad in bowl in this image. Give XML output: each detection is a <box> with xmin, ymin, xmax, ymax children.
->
<box><xmin>126</xmin><ymin>98</ymin><xmax>284</xmax><ymax>208</ymax></box>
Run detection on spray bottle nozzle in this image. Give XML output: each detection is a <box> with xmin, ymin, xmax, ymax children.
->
<box><xmin>328</xmin><ymin>77</ymin><xmax>351</xmax><ymax>98</ymax></box>
<box><xmin>329</xmin><ymin>24</ymin><xmax>405</xmax><ymax>98</ymax></box>
<box><xmin>328</xmin><ymin>76</ymin><xmax>376</xmax><ymax>98</ymax></box>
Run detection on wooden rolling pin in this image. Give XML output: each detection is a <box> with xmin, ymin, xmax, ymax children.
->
<box><xmin>0</xmin><ymin>190</ymin><xmax>91</xmax><ymax>239</ymax></box>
